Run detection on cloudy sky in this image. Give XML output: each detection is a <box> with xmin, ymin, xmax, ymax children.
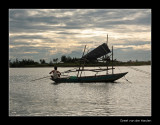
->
<box><xmin>9</xmin><ymin>9</ymin><xmax>151</xmax><ymax>62</ymax></box>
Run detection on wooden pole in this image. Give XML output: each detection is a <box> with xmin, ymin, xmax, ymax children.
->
<box><xmin>107</xmin><ymin>34</ymin><xmax>108</xmax><ymax>45</ymax></box>
<box><xmin>106</xmin><ymin>55</ymin><xmax>108</xmax><ymax>75</ymax></box>
<box><xmin>106</xmin><ymin>34</ymin><xmax>108</xmax><ymax>74</ymax></box>
<box><xmin>80</xmin><ymin>59</ymin><xmax>85</xmax><ymax>77</ymax></box>
<box><xmin>30</xmin><ymin>76</ymin><xmax>50</xmax><ymax>82</ymax></box>
<box><xmin>112</xmin><ymin>46</ymin><xmax>113</xmax><ymax>74</ymax></box>
<box><xmin>77</xmin><ymin>45</ymin><xmax>86</xmax><ymax>77</ymax></box>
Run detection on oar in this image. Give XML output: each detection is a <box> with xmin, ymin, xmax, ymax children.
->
<box><xmin>30</xmin><ymin>76</ymin><xmax>51</xmax><ymax>82</ymax></box>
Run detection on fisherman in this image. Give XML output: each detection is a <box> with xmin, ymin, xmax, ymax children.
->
<box><xmin>49</xmin><ymin>66</ymin><xmax>61</xmax><ymax>79</ymax></box>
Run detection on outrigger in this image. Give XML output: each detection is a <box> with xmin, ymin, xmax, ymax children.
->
<box><xmin>51</xmin><ymin>35</ymin><xmax>128</xmax><ymax>83</ymax></box>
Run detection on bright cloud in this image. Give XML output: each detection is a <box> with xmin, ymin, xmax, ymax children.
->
<box><xmin>114</xmin><ymin>44</ymin><xmax>151</xmax><ymax>51</ymax></box>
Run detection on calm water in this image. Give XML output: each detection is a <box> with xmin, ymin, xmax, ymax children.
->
<box><xmin>9</xmin><ymin>66</ymin><xmax>151</xmax><ymax>116</ymax></box>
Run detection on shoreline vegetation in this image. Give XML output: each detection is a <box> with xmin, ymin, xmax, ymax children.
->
<box><xmin>9</xmin><ymin>57</ymin><xmax>151</xmax><ymax>68</ymax></box>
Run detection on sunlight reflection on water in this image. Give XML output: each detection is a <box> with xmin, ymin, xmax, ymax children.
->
<box><xmin>9</xmin><ymin>66</ymin><xmax>151</xmax><ymax>116</ymax></box>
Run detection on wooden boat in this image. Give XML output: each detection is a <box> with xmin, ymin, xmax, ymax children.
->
<box><xmin>51</xmin><ymin>35</ymin><xmax>128</xmax><ymax>83</ymax></box>
<box><xmin>51</xmin><ymin>72</ymin><xmax>128</xmax><ymax>83</ymax></box>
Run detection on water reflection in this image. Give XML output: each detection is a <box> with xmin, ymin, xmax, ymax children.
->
<box><xmin>78</xmin><ymin>83</ymin><xmax>113</xmax><ymax>115</ymax></box>
<box><xmin>9</xmin><ymin>66</ymin><xmax>151</xmax><ymax>116</ymax></box>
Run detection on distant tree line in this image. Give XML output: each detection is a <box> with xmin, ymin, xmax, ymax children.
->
<box><xmin>61</xmin><ymin>55</ymin><xmax>79</xmax><ymax>63</ymax></box>
<box><xmin>9</xmin><ymin>55</ymin><xmax>80</xmax><ymax>67</ymax></box>
<box><xmin>9</xmin><ymin>55</ymin><xmax>151</xmax><ymax>67</ymax></box>
<box><xmin>9</xmin><ymin>59</ymin><xmax>39</xmax><ymax>67</ymax></box>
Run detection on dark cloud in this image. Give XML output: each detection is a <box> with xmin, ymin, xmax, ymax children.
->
<box><xmin>57</xmin><ymin>31</ymin><xmax>79</xmax><ymax>35</ymax></box>
<box><xmin>9</xmin><ymin>9</ymin><xmax>151</xmax><ymax>34</ymax></box>
<box><xmin>10</xmin><ymin>35</ymin><xmax>49</xmax><ymax>41</ymax></box>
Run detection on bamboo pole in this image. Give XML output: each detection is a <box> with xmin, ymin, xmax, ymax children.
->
<box><xmin>107</xmin><ymin>34</ymin><xmax>108</xmax><ymax>44</ymax></box>
<box><xmin>77</xmin><ymin>45</ymin><xmax>86</xmax><ymax>77</ymax></box>
<box><xmin>112</xmin><ymin>46</ymin><xmax>113</xmax><ymax>74</ymax></box>
<box><xmin>30</xmin><ymin>76</ymin><xmax>50</xmax><ymax>82</ymax></box>
<box><xmin>106</xmin><ymin>34</ymin><xmax>108</xmax><ymax>74</ymax></box>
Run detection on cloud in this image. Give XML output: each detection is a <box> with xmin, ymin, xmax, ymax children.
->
<box><xmin>9</xmin><ymin>9</ymin><xmax>151</xmax><ymax>62</ymax></box>
<box><xmin>9</xmin><ymin>9</ymin><xmax>151</xmax><ymax>33</ymax></box>
<box><xmin>114</xmin><ymin>44</ymin><xmax>151</xmax><ymax>51</ymax></box>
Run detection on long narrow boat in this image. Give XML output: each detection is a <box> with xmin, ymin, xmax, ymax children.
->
<box><xmin>50</xmin><ymin>35</ymin><xmax>128</xmax><ymax>83</ymax></box>
<box><xmin>51</xmin><ymin>72</ymin><xmax>128</xmax><ymax>83</ymax></box>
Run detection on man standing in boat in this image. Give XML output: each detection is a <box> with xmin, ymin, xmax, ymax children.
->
<box><xmin>49</xmin><ymin>66</ymin><xmax>61</xmax><ymax>79</ymax></box>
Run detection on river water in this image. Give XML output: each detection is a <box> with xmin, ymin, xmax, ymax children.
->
<box><xmin>9</xmin><ymin>66</ymin><xmax>151</xmax><ymax>116</ymax></box>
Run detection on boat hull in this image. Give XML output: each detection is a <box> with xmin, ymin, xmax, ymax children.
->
<box><xmin>51</xmin><ymin>72</ymin><xmax>128</xmax><ymax>83</ymax></box>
